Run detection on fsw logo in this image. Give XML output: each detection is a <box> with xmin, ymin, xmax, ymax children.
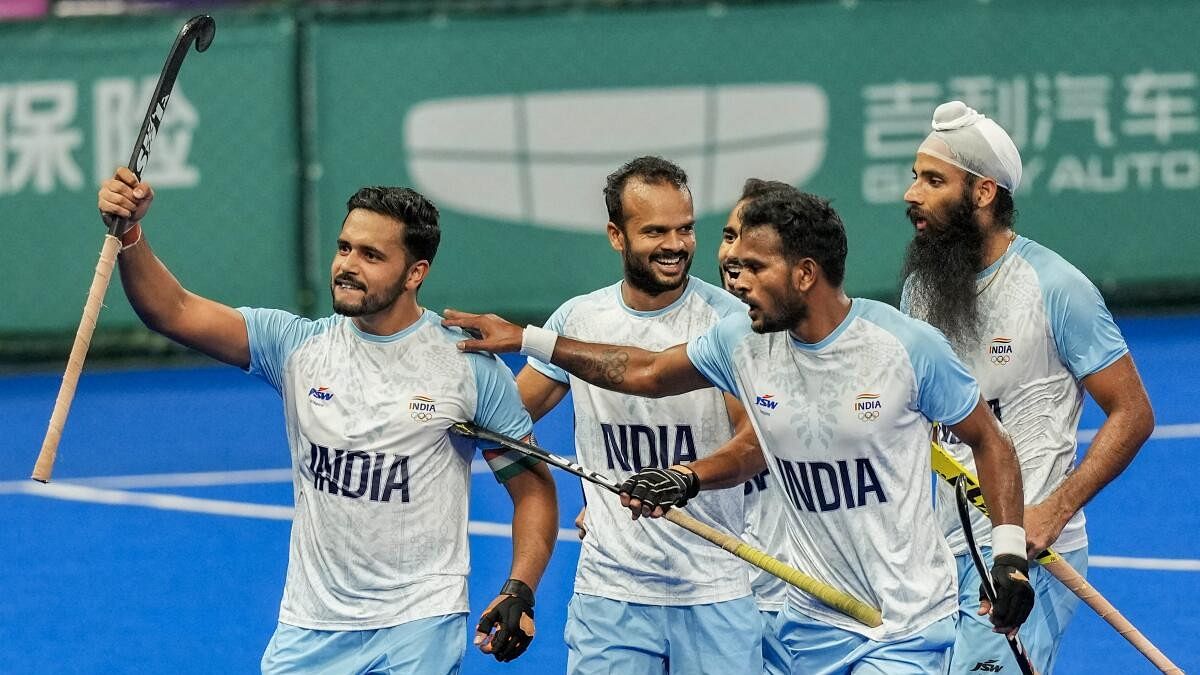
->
<box><xmin>989</xmin><ymin>337</ymin><xmax>1013</xmax><ymax>365</ymax></box>
<box><xmin>970</xmin><ymin>659</ymin><xmax>1003</xmax><ymax>672</ymax></box>
<box><xmin>409</xmin><ymin>395</ymin><xmax>436</xmax><ymax>422</ymax></box>
<box><xmin>755</xmin><ymin>394</ymin><xmax>779</xmax><ymax>413</ymax></box>
<box><xmin>853</xmin><ymin>393</ymin><xmax>881</xmax><ymax>421</ymax></box>
<box><xmin>308</xmin><ymin>387</ymin><xmax>334</xmax><ymax>405</ymax></box>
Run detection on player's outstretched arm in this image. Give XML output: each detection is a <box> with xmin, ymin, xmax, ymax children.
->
<box><xmin>99</xmin><ymin>167</ymin><xmax>250</xmax><ymax>368</ymax></box>
<box><xmin>1025</xmin><ymin>354</ymin><xmax>1154</xmax><ymax>555</ymax></box>
<box><xmin>476</xmin><ymin>442</ymin><xmax>557</xmax><ymax>662</ymax></box>
<box><xmin>443</xmin><ymin>308</ymin><xmax>712</xmax><ymax>397</ymax></box>
<box><xmin>948</xmin><ymin>398</ymin><xmax>1034</xmax><ymax>635</ymax></box>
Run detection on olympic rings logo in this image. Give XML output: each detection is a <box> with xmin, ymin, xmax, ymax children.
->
<box><xmin>411</xmin><ymin>411</ymin><xmax>433</xmax><ymax>422</ymax></box>
<box><xmin>991</xmin><ymin>355</ymin><xmax>1011</xmax><ymax>365</ymax></box>
<box><xmin>857</xmin><ymin>411</ymin><xmax>880</xmax><ymax>422</ymax></box>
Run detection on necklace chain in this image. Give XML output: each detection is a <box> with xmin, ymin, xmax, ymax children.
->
<box><xmin>976</xmin><ymin>231</ymin><xmax>1017</xmax><ymax>297</ymax></box>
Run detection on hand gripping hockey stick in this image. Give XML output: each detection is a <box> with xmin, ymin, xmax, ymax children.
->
<box><xmin>32</xmin><ymin>16</ymin><xmax>216</xmax><ymax>483</ymax></box>
<box><xmin>933</xmin><ymin>441</ymin><xmax>1183</xmax><ymax>674</ymax></box>
<box><xmin>954</xmin><ymin>475</ymin><xmax>1039</xmax><ymax>675</ymax></box>
<box><xmin>452</xmin><ymin>422</ymin><xmax>883</xmax><ymax>628</ymax></box>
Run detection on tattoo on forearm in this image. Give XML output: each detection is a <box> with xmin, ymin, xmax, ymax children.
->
<box><xmin>576</xmin><ymin>348</ymin><xmax>629</xmax><ymax>386</ymax></box>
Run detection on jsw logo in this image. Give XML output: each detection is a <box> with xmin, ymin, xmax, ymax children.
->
<box><xmin>134</xmin><ymin>93</ymin><xmax>171</xmax><ymax>174</ymax></box>
<box><xmin>309</xmin><ymin>387</ymin><xmax>334</xmax><ymax>401</ymax></box>
<box><xmin>970</xmin><ymin>660</ymin><xmax>1003</xmax><ymax>672</ymax></box>
<box><xmin>755</xmin><ymin>395</ymin><xmax>778</xmax><ymax>410</ymax></box>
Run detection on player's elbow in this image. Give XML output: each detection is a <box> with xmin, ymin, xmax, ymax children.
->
<box><xmin>1129</xmin><ymin>396</ymin><xmax>1156</xmax><ymax>447</ymax></box>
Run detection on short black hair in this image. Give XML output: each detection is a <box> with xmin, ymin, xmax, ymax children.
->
<box><xmin>739</xmin><ymin>178</ymin><xmax>796</xmax><ymax>202</ymax></box>
<box><xmin>346</xmin><ymin>187</ymin><xmax>441</xmax><ymax>264</ymax></box>
<box><xmin>740</xmin><ymin>191</ymin><xmax>847</xmax><ymax>287</ymax></box>
<box><xmin>603</xmin><ymin>156</ymin><xmax>689</xmax><ymax>229</ymax></box>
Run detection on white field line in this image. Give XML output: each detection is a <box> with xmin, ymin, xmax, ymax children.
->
<box><xmin>4</xmin><ymin>424</ymin><xmax>1199</xmax><ymax>559</ymax></box>
<box><xmin>0</xmin><ymin>457</ymin><xmax>544</xmax><ymax>494</ymax></box>
<box><xmin>5</xmin><ymin>479</ymin><xmax>580</xmax><ymax>542</ymax></box>
<box><xmin>1089</xmin><ymin>556</ymin><xmax>1200</xmax><ymax>572</ymax></box>
<box><xmin>1076</xmin><ymin>422</ymin><xmax>1200</xmax><ymax>444</ymax></box>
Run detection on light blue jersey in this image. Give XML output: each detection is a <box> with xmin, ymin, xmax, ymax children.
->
<box><xmin>904</xmin><ymin>235</ymin><xmax>1129</xmax><ymax>555</ymax></box>
<box><xmin>530</xmin><ymin>277</ymin><xmax>752</xmax><ymax>606</ymax></box>
<box><xmin>240</xmin><ymin>308</ymin><xmax>534</xmax><ymax>631</ymax></box>
<box><xmin>531</xmin><ymin>277</ymin><xmax>759</xmax><ymax>674</ymax></box>
<box><xmin>687</xmin><ymin>299</ymin><xmax>980</xmax><ymax>642</ymax></box>
<box><xmin>904</xmin><ymin>235</ymin><xmax>1126</xmax><ymax>674</ymax></box>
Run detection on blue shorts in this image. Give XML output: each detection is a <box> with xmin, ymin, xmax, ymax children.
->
<box><xmin>760</xmin><ymin>609</ymin><xmax>789</xmax><ymax>675</ymax></box>
<box><xmin>949</xmin><ymin>546</ymin><xmax>1088</xmax><ymax>675</ymax></box>
<box><xmin>564</xmin><ymin>593</ymin><xmax>761</xmax><ymax>675</ymax></box>
<box><xmin>770</xmin><ymin>604</ymin><xmax>955</xmax><ymax>675</ymax></box>
<box><xmin>260</xmin><ymin>614</ymin><xmax>467</xmax><ymax>675</ymax></box>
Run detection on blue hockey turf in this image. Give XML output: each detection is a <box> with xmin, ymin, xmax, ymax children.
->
<box><xmin>1</xmin><ymin>314</ymin><xmax>1196</xmax><ymax>674</ymax></box>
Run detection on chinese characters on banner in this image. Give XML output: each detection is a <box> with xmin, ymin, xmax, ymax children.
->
<box><xmin>862</xmin><ymin>69</ymin><xmax>1199</xmax><ymax>203</ymax></box>
<box><xmin>0</xmin><ymin>76</ymin><xmax>200</xmax><ymax>196</ymax></box>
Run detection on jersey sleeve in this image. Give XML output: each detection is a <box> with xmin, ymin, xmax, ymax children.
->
<box><xmin>238</xmin><ymin>307</ymin><xmax>321</xmax><ymax>394</ymax></box>
<box><xmin>908</xmin><ymin>325</ymin><xmax>981</xmax><ymax>426</ymax></box>
<box><xmin>1042</xmin><ymin>271</ymin><xmax>1129</xmax><ymax>379</ymax></box>
<box><xmin>685</xmin><ymin>314</ymin><xmax>744</xmax><ymax>397</ymax></box>
<box><xmin>525</xmin><ymin>296</ymin><xmax>582</xmax><ymax>384</ymax></box>
<box><xmin>469</xmin><ymin>352</ymin><xmax>539</xmax><ymax>483</ymax></box>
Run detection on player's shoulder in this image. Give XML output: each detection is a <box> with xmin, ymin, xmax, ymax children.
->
<box><xmin>427</xmin><ymin>310</ymin><xmax>510</xmax><ymax>369</ymax></box>
<box><xmin>1011</xmin><ymin>235</ymin><xmax>1095</xmax><ymax>295</ymax></box>
<box><xmin>684</xmin><ymin>276</ymin><xmax>747</xmax><ymax>318</ymax></box>
<box><xmin>549</xmin><ymin>281</ymin><xmax>623</xmax><ymax>321</ymax></box>
<box><xmin>854</xmin><ymin>298</ymin><xmax>951</xmax><ymax>353</ymax></box>
<box><xmin>240</xmin><ymin>306</ymin><xmax>342</xmax><ymax>342</ymax></box>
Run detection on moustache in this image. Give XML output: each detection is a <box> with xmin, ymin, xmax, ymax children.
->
<box><xmin>333</xmin><ymin>274</ymin><xmax>365</xmax><ymax>291</ymax></box>
<box><xmin>906</xmin><ymin>204</ymin><xmax>925</xmax><ymax>226</ymax></box>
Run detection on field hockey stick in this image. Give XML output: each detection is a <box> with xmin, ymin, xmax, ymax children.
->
<box><xmin>933</xmin><ymin>441</ymin><xmax>1183</xmax><ymax>674</ymax></box>
<box><xmin>954</xmin><ymin>476</ymin><xmax>1039</xmax><ymax>675</ymax></box>
<box><xmin>452</xmin><ymin>422</ymin><xmax>884</xmax><ymax>628</ymax></box>
<box><xmin>31</xmin><ymin>15</ymin><xmax>216</xmax><ymax>483</ymax></box>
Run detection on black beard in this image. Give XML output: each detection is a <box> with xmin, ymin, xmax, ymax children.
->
<box><xmin>754</xmin><ymin>300</ymin><xmax>808</xmax><ymax>334</ymax></box>
<box><xmin>331</xmin><ymin>273</ymin><xmax>407</xmax><ymax>317</ymax></box>
<box><xmin>901</xmin><ymin>194</ymin><xmax>985</xmax><ymax>355</ymax></box>
<box><xmin>623</xmin><ymin>247</ymin><xmax>691</xmax><ymax>296</ymax></box>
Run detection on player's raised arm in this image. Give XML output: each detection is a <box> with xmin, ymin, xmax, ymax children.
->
<box><xmin>442</xmin><ymin>308</ymin><xmax>712</xmax><ymax>397</ymax></box>
<box><xmin>99</xmin><ymin>167</ymin><xmax>250</xmax><ymax>368</ymax></box>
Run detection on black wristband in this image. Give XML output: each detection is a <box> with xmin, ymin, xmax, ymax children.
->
<box><xmin>499</xmin><ymin>578</ymin><xmax>535</xmax><ymax>607</ymax></box>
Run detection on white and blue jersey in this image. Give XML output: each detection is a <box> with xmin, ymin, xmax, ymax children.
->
<box><xmin>240</xmin><ymin>307</ymin><xmax>534</xmax><ymax>631</ymax></box>
<box><xmin>743</xmin><ymin>468</ymin><xmax>788</xmax><ymax>612</ymax></box>
<box><xmin>687</xmin><ymin>299</ymin><xmax>980</xmax><ymax>641</ymax></box>
<box><xmin>529</xmin><ymin>277</ymin><xmax>752</xmax><ymax>606</ymax></box>
<box><xmin>904</xmin><ymin>235</ymin><xmax>1128</xmax><ymax>555</ymax></box>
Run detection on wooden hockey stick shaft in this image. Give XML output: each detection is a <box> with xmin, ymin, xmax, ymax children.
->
<box><xmin>932</xmin><ymin>441</ymin><xmax>1183</xmax><ymax>673</ymax></box>
<box><xmin>453</xmin><ymin>422</ymin><xmax>883</xmax><ymax>628</ymax></box>
<box><xmin>30</xmin><ymin>16</ymin><xmax>215</xmax><ymax>484</ymax></box>
<box><xmin>31</xmin><ymin>235</ymin><xmax>121</xmax><ymax>482</ymax></box>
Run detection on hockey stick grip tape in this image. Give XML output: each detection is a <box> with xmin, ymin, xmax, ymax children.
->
<box><xmin>662</xmin><ymin>509</ymin><xmax>883</xmax><ymax>628</ymax></box>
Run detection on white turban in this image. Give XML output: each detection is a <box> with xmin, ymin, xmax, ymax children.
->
<box><xmin>917</xmin><ymin>101</ymin><xmax>1022</xmax><ymax>193</ymax></box>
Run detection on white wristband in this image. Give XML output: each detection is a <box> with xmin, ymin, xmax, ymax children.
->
<box><xmin>991</xmin><ymin>524</ymin><xmax>1027</xmax><ymax>559</ymax></box>
<box><xmin>520</xmin><ymin>325</ymin><xmax>559</xmax><ymax>364</ymax></box>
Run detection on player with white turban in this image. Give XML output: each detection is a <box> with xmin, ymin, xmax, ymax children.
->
<box><xmin>901</xmin><ymin>101</ymin><xmax>1156</xmax><ymax>674</ymax></box>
